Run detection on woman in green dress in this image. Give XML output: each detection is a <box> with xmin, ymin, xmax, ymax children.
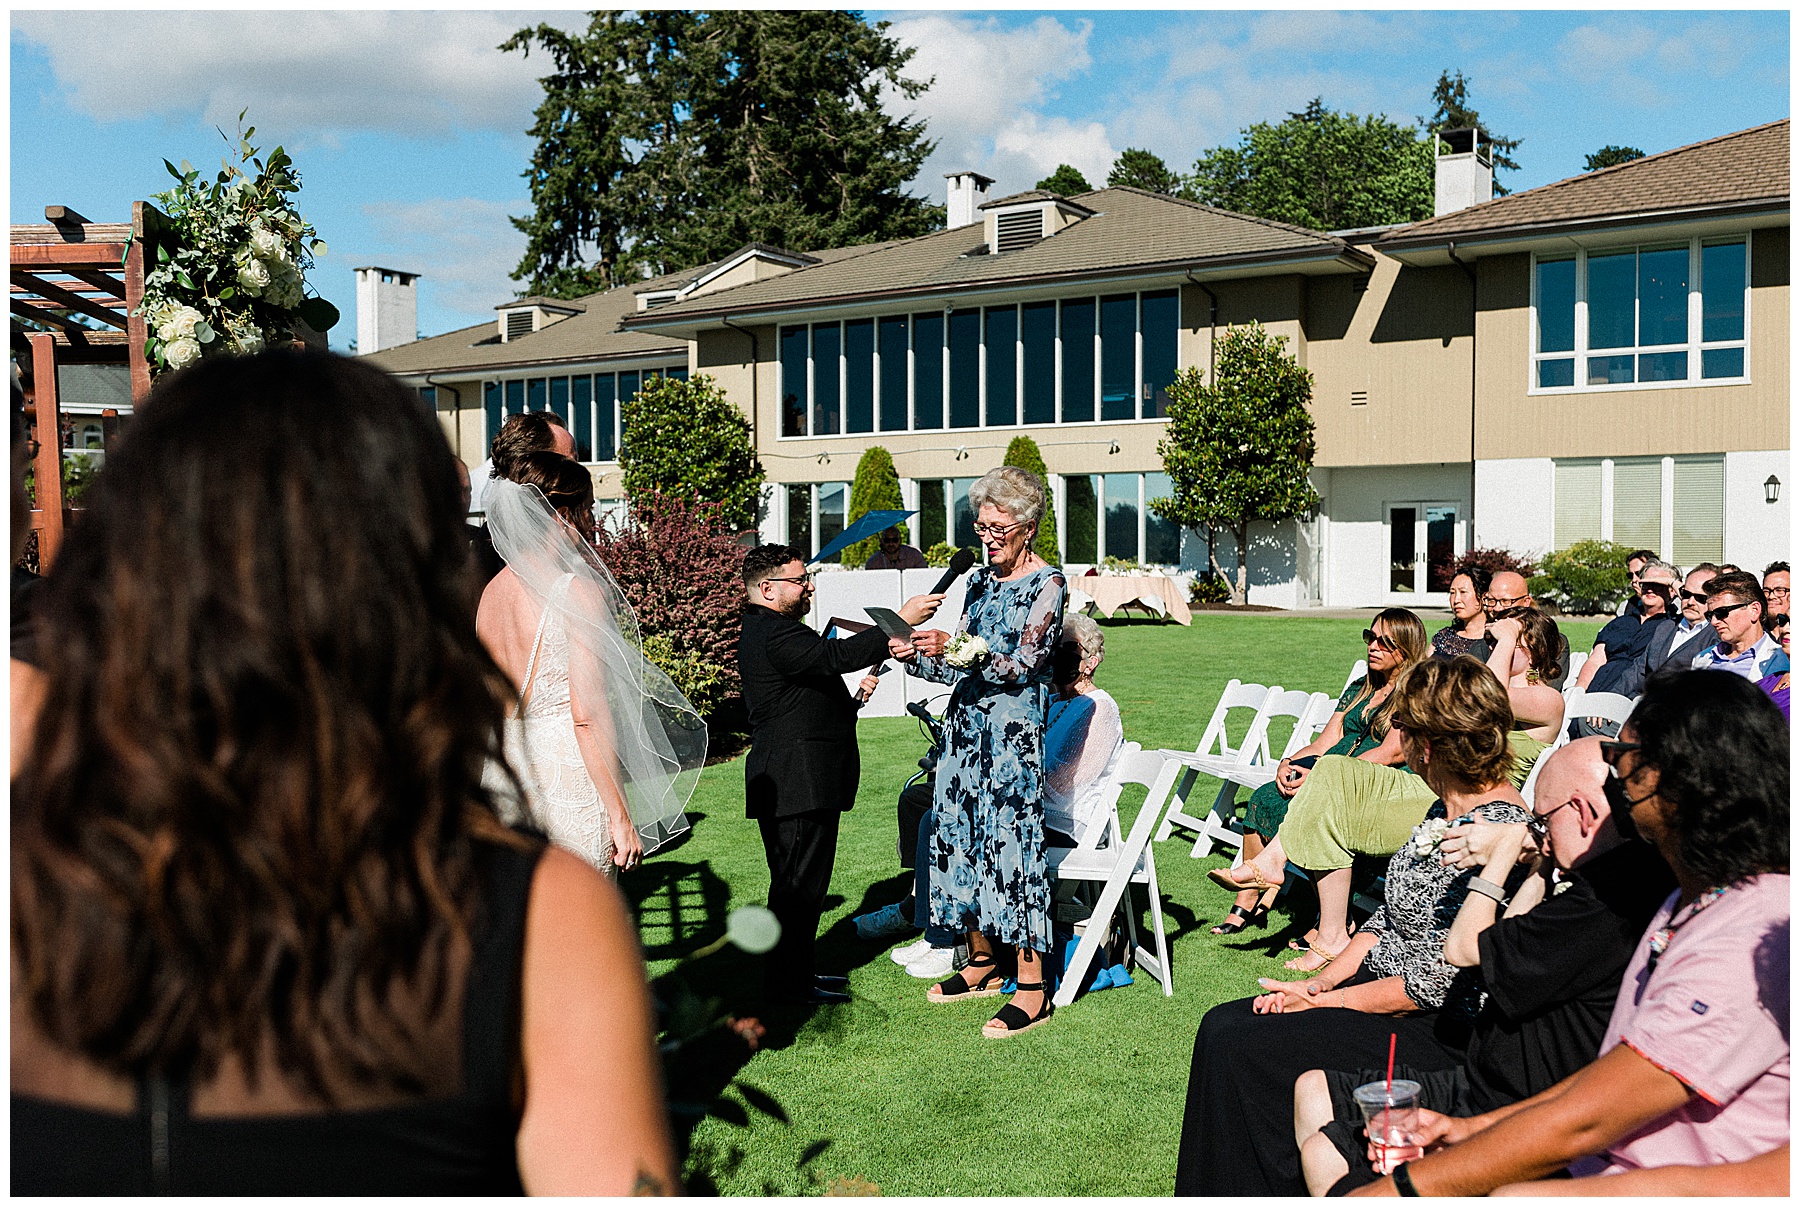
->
<box><xmin>1208</xmin><ymin>610</ymin><xmax>1428</xmax><ymax>936</ymax></box>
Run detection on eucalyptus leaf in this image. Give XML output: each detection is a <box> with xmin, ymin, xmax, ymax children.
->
<box><xmin>195</xmin><ymin>321</ymin><xmax>215</xmax><ymax>344</ymax></box>
<box><xmin>724</xmin><ymin>905</ymin><xmax>781</xmax><ymax>954</ymax></box>
<box><xmin>295</xmin><ymin>296</ymin><xmax>340</xmax><ymax>332</ymax></box>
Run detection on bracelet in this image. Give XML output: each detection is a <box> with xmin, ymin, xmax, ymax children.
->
<box><xmin>1393</xmin><ymin>1162</ymin><xmax>1420</xmax><ymax>1197</ymax></box>
<box><xmin>1467</xmin><ymin>875</ymin><xmax>1508</xmax><ymax>905</ymax></box>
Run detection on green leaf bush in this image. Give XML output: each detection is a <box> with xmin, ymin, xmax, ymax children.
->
<box><xmin>1528</xmin><ymin>540</ymin><xmax>1634</xmax><ymax>615</ymax></box>
<box><xmin>840</xmin><ymin>446</ymin><xmax>905</xmax><ymax>566</ymax></box>
<box><xmin>1002</xmin><ymin>435</ymin><xmax>1061</xmax><ymax>565</ymax></box>
<box><xmin>619</xmin><ymin>374</ymin><xmax>765</xmax><ymax>532</ymax></box>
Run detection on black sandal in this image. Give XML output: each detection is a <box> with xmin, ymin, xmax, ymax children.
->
<box><xmin>983</xmin><ymin>980</ymin><xmax>1054</xmax><ymax>1038</ymax></box>
<box><xmin>1210</xmin><ymin>903</ymin><xmax>1270</xmax><ymax>935</ymax></box>
<box><xmin>927</xmin><ymin>952</ymin><xmax>1005</xmax><ymax>1002</ymax></box>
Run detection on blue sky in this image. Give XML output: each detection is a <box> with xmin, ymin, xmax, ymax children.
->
<box><xmin>12</xmin><ymin>10</ymin><xmax>1788</xmax><ymax>343</ymax></box>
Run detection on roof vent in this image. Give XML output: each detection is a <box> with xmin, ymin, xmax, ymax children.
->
<box><xmin>995</xmin><ymin>210</ymin><xmax>1045</xmax><ymax>253</ymax></box>
<box><xmin>505</xmin><ymin>310</ymin><xmax>533</xmax><ymax>340</ymax></box>
<box><xmin>980</xmin><ymin>191</ymin><xmax>1096</xmax><ymax>255</ymax></box>
<box><xmin>495</xmin><ymin>296</ymin><xmax>584</xmax><ymax>342</ymax></box>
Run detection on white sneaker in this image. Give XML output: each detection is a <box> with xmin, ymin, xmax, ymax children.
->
<box><xmin>854</xmin><ymin>901</ymin><xmax>917</xmax><ymax>941</ymax></box>
<box><xmin>889</xmin><ymin>935</ymin><xmax>934</xmax><ymax>965</ymax></box>
<box><xmin>905</xmin><ymin>945</ymin><xmax>957</xmax><ymax>979</ymax></box>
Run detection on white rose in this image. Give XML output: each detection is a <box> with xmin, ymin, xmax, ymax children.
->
<box><xmin>163</xmin><ymin>335</ymin><xmax>203</xmax><ymax>370</ymax></box>
<box><xmin>156</xmin><ymin>319</ymin><xmax>180</xmax><ymax>344</ymax></box>
<box><xmin>170</xmin><ymin>306</ymin><xmax>204</xmax><ymax>339</ymax></box>
<box><xmin>237</xmin><ymin>256</ymin><xmax>273</xmax><ymax>293</ymax></box>
<box><xmin>248</xmin><ymin>227</ymin><xmax>284</xmax><ymax>259</ymax></box>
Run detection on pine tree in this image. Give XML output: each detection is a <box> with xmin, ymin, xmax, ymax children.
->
<box><xmin>841</xmin><ymin>446</ymin><xmax>906</xmax><ymax>566</ymax></box>
<box><xmin>1422</xmin><ymin>70</ymin><xmax>1522</xmax><ymax>194</ymax></box>
<box><xmin>1002</xmin><ymin>435</ymin><xmax>1061</xmax><ymax>565</ymax></box>
<box><xmin>1035</xmin><ymin>164</ymin><xmax>1092</xmax><ymax>195</ymax></box>
<box><xmin>1107</xmin><ymin>148</ymin><xmax>1178</xmax><ymax>194</ymax></box>
<box><xmin>1584</xmin><ymin>145</ymin><xmax>1645</xmax><ymax>172</ymax></box>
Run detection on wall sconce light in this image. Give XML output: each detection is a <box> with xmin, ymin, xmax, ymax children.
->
<box><xmin>1765</xmin><ymin>475</ymin><xmax>1781</xmax><ymax>504</ymax></box>
<box><xmin>816</xmin><ymin>451</ymin><xmax>831</xmax><ymax>466</ymax></box>
<box><xmin>1107</xmin><ymin>441</ymin><xmax>1120</xmax><ymax>455</ymax></box>
<box><xmin>953</xmin><ymin>446</ymin><xmax>970</xmax><ymax>461</ymax></box>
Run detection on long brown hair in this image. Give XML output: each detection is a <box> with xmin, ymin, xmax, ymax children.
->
<box><xmin>13</xmin><ymin>350</ymin><xmax>527</xmax><ymax>1100</ymax></box>
<box><xmin>514</xmin><ymin>450</ymin><xmax>597</xmax><ymax>543</ymax></box>
<box><xmin>1355</xmin><ymin>607</ymin><xmax>1430</xmax><ymax>735</ymax></box>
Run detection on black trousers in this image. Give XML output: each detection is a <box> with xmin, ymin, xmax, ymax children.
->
<box><xmin>758</xmin><ymin>810</ymin><xmax>842</xmax><ymax>997</ymax></box>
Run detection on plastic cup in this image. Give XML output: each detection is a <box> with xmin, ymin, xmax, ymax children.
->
<box><xmin>1353</xmin><ymin>1079</ymin><xmax>1423</xmax><ymax>1175</ymax></box>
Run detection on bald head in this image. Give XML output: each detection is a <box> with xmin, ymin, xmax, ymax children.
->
<box><xmin>1532</xmin><ymin>737</ymin><xmax>1614</xmax><ymax>871</ymax></box>
<box><xmin>1487</xmin><ymin>571</ymin><xmax>1532</xmax><ymax>614</ymax></box>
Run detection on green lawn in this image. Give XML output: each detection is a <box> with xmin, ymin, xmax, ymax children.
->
<box><xmin>625</xmin><ymin>613</ymin><xmax>1604</xmax><ymax>1196</ymax></box>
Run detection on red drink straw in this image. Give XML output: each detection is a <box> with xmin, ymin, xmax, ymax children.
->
<box><xmin>1386</xmin><ymin>1032</ymin><xmax>1397</xmax><ymax>1097</ymax></box>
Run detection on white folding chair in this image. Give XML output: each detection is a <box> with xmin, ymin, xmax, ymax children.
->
<box><xmin>1342</xmin><ymin>658</ymin><xmax>1368</xmax><ymax>697</ymax></box>
<box><xmin>1234</xmin><ymin>690</ymin><xmax>1335</xmax><ymax>792</ymax></box>
<box><xmin>1519</xmin><ymin>741</ymin><xmax>1558</xmax><ymax>803</ymax></box>
<box><xmin>1154</xmin><ymin>680</ymin><xmax>1278</xmax><ymax>855</ymax></box>
<box><xmin>1565</xmin><ymin>650</ymin><xmax>1589</xmax><ymax>687</ymax></box>
<box><xmin>1049</xmin><ymin>746</ymin><xmax>1181</xmax><ymax>1007</ymax></box>
<box><xmin>1561</xmin><ymin>688</ymin><xmax>1636</xmax><ymax>739</ymax></box>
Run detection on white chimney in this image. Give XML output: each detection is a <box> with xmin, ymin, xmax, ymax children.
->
<box><xmin>944</xmin><ymin>170</ymin><xmax>995</xmax><ymax>229</ymax></box>
<box><xmin>1434</xmin><ymin>129</ymin><xmax>1493</xmax><ymax>217</ymax></box>
<box><xmin>354</xmin><ymin>266</ymin><xmax>420</xmax><ymax>354</ymax></box>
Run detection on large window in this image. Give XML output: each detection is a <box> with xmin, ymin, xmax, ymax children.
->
<box><xmin>1057</xmin><ymin>471</ymin><xmax>1181</xmax><ymax>566</ymax></box>
<box><xmin>775</xmin><ymin>288</ymin><xmax>1181</xmax><ymax>437</ymax></box>
<box><xmin>1532</xmin><ymin>236</ymin><xmax>1749</xmax><ymax>392</ymax></box>
<box><xmin>1554</xmin><ymin>454</ymin><xmax>1724</xmax><ymax>565</ymax></box>
<box><xmin>481</xmin><ymin>366</ymin><xmax>682</xmax><ymax>463</ymax></box>
<box><xmin>785</xmin><ymin>481</ymin><xmax>852</xmax><ymax>557</ymax></box>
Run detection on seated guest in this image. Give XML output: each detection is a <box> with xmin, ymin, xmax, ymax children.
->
<box><xmin>1493</xmin><ymin>1142</ymin><xmax>1788</xmax><ymax>1196</ymax></box>
<box><xmin>1763</xmin><ymin>560</ymin><xmax>1789</xmax><ymax>622</ymax></box>
<box><xmin>1174</xmin><ymin>658</ymin><xmax>1534</xmax><ymax>1197</ymax></box>
<box><xmin>1757</xmin><ymin>607</ymin><xmax>1789</xmax><ymax>720</ymax></box>
<box><xmin>1348</xmin><ymin>671</ymin><xmax>1788</xmax><ymax>1197</ymax></box>
<box><xmin>1432</xmin><ymin>569</ymin><xmax>1490</xmax><ymax>660</ymax></box>
<box><xmin>864</xmin><ymin>525</ymin><xmax>929</xmax><ymax>570</ymax></box>
<box><xmin>1484</xmin><ymin>608</ymin><xmax>1565</xmax><ymax>756</ymax></box>
<box><xmin>1043</xmin><ymin>613</ymin><xmax>1125</xmax><ymax>845</ymax></box>
<box><xmin>1693</xmin><ymin>570</ymin><xmax>1786</xmax><ymax>681</ymax></box>
<box><xmin>1574</xmin><ymin>559</ymin><xmax>1678</xmax><ymax>698</ymax></box>
<box><xmin>1483</xmin><ymin>571</ymin><xmax>1568</xmax><ymax>690</ymax></box>
<box><xmin>1212</xmin><ymin>612</ymin><xmax>1426</xmax><ymax>937</ymax></box>
<box><xmin>1293</xmin><ymin>739</ymin><xmax>1676</xmax><ymax>1194</ymax></box>
<box><xmin>1650</xmin><ymin>562</ymin><xmax>1722</xmax><ymax>673</ymax></box>
<box><xmin>1614</xmin><ymin>549</ymin><xmax>1657</xmax><ymax>617</ymax></box>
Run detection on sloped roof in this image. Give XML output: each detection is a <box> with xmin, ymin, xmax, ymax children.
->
<box><xmin>1382</xmin><ymin>120</ymin><xmax>1789</xmax><ymax>249</ymax></box>
<box><xmin>622</xmin><ymin>187</ymin><xmax>1367</xmax><ymax>329</ymax></box>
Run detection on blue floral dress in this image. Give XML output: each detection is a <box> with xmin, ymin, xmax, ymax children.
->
<box><xmin>909</xmin><ymin>565</ymin><xmax>1067</xmax><ymax>953</ymax></box>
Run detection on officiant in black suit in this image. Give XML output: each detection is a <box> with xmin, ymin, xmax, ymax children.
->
<box><xmin>738</xmin><ymin>543</ymin><xmax>942</xmax><ymax>1005</ymax></box>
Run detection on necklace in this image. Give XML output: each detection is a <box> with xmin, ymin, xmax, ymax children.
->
<box><xmin>1644</xmin><ymin>885</ymin><xmax>1728</xmax><ymax>976</ymax></box>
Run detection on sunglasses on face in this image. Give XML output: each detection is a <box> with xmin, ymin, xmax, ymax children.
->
<box><xmin>1770</xmin><ymin>613</ymin><xmax>1791</xmax><ymax>628</ymax></box>
<box><xmin>1598</xmin><ymin>739</ymin><xmax>1642</xmax><ymax>774</ymax></box>
<box><xmin>1705</xmin><ymin>600</ymin><xmax>1756</xmax><ymax>623</ymax></box>
<box><xmin>1679</xmin><ymin>589</ymin><xmax>1708</xmax><ymax>602</ymax></box>
<box><xmin>1362</xmin><ymin>628</ymin><xmax>1399</xmax><ymax>652</ymax></box>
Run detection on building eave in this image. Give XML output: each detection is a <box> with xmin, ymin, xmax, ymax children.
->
<box><xmin>1378</xmin><ymin>197</ymin><xmax>1789</xmax><ymax>264</ymax></box>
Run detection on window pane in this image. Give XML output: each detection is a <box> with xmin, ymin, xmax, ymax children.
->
<box><xmin>780</xmin><ymin>325</ymin><xmax>808</xmax><ymax>436</ymax></box>
<box><xmin>818</xmin><ymin>481</ymin><xmax>847</xmax><ymax>551</ymax></box>
<box><xmin>418</xmin><ymin>385</ymin><xmax>437</xmax><ymax>409</ymax></box>
<box><xmin>1100</xmin><ymin>293</ymin><xmax>1137</xmax><ymax>420</ymax></box>
<box><xmin>812</xmin><ymin>323</ymin><xmax>841</xmax><ymax>436</ymax></box>
<box><xmin>1553</xmin><ymin>459</ymin><xmax>1602</xmax><ymax>550</ymax></box>
<box><xmin>505</xmin><ymin>379</ymin><xmax>524</xmax><ymax>415</ymax></box>
<box><xmin>1672</xmin><ymin>456</ymin><xmax>1725</xmax><ymax>566</ymax></box>
<box><xmin>878</xmin><ymin>316</ymin><xmax>908</xmax><ymax>431</ymax></box>
<box><xmin>1537</xmin><ymin>358</ymin><xmax>1575</xmax><ymax>388</ymax></box>
<box><xmin>1535</xmin><ymin>257</ymin><xmax>1576</xmax><ymax>354</ymax></box>
<box><xmin>594</xmin><ymin>375</ymin><xmax>616</xmax><ymax>461</ymax></box>
<box><xmin>984</xmin><ymin>306</ymin><xmax>1017</xmax><ymax>427</ymax></box>
<box><xmin>571</xmin><ymin>375</ymin><xmax>592</xmax><ymax>461</ymax></box>
<box><xmin>1021</xmin><ymin>301</ymin><xmax>1056</xmax><ymax>425</ymax></box>
<box><xmin>527</xmin><ymin>378</ymin><xmax>547</xmax><ymax>412</ymax></box>
<box><xmin>1701</xmin><ymin>241</ymin><xmax>1746</xmax><ymax>343</ymax></box>
<box><xmin>1104</xmin><ymin>473</ymin><xmax>1139</xmax><ymax>561</ymax></box>
<box><xmin>668</xmin><ymin>366</ymin><xmax>687</xmax><ymax>382</ymax></box>
<box><xmin>948</xmin><ymin>309</ymin><xmax>980</xmax><ymax>429</ymax></box>
<box><xmin>1702</xmin><ymin>347</ymin><xmax>1744</xmax><ymax>379</ymax></box>
<box><xmin>548</xmin><ymin>376</ymin><xmax>570</xmax><ymax>426</ymax></box>
<box><xmin>1586</xmin><ymin>354</ymin><xmax>1634</xmax><ymax>385</ymax></box>
<box><xmin>786</xmin><ymin>483</ymin><xmax>812</xmax><ymax>553</ymax></box>
<box><xmin>1637</xmin><ymin>245</ymin><xmax>1688</xmax><ymax>347</ymax></box>
<box><xmin>845</xmin><ymin>320</ymin><xmax>874</xmax><ymax>434</ymax></box>
<box><xmin>1389</xmin><ymin>507</ymin><xmax>1417</xmax><ymax>593</ymax></box>
<box><xmin>918</xmin><ymin>479</ymin><xmax>946</xmax><ymax>548</ymax></box>
<box><xmin>952</xmin><ymin>476</ymin><xmax>979</xmax><ymax>547</ymax></box>
<box><xmin>913</xmin><ymin>313</ymin><xmax>943</xmax><ymax>429</ymax></box>
<box><xmin>1061</xmin><ymin>298</ymin><xmax>1095</xmax><ymax>423</ymax></box>
<box><xmin>484</xmin><ymin>381</ymin><xmax>502</xmax><ymax>448</ymax></box>
<box><xmin>1140</xmin><ymin>289</ymin><xmax>1179</xmax><ymax>418</ymax></box>
<box><xmin>1065</xmin><ymin>474</ymin><xmax>1098</xmax><ymax>563</ymax></box>
<box><xmin>1586</xmin><ymin>250</ymin><xmax>1635</xmax><ymax>350</ymax></box>
<box><xmin>617</xmin><ymin>372</ymin><xmax>639</xmax><ymax>446</ymax></box>
<box><xmin>1638</xmin><ymin>351</ymin><xmax>1687</xmax><ymax>382</ymax></box>
<box><xmin>1425</xmin><ymin>506</ymin><xmax>1457</xmax><ymax>593</ymax></box>
<box><xmin>1145</xmin><ymin>471</ymin><xmax>1180</xmax><ymax>564</ymax></box>
<box><xmin>1612</xmin><ymin>459</ymin><xmax>1662</xmax><ymax>552</ymax></box>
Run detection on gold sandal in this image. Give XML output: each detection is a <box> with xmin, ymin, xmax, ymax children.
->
<box><xmin>1207</xmin><ymin>863</ymin><xmax>1275</xmax><ymax>893</ymax></box>
<box><xmin>1283</xmin><ymin>940</ymin><xmax>1346</xmax><ymax>973</ymax></box>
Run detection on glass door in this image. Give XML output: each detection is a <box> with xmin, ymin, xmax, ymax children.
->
<box><xmin>1386</xmin><ymin>502</ymin><xmax>1460</xmax><ymax>603</ymax></box>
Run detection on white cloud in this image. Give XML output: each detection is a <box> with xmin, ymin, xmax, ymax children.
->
<box><xmin>12</xmin><ymin>10</ymin><xmax>588</xmax><ymax>143</ymax></box>
<box><xmin>358</xmin><ymin>197</ymin><xmax>527</xmax><ymax>324</ymax></box>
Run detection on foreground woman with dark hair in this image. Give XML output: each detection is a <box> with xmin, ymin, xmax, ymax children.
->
<box><xmin>11</xmin><ymin>351</ymin><xmax>678</xmax><ymax>1194</ymax></box>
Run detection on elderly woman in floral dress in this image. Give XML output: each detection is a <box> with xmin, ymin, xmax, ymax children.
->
<box><xmin>890</xmin><ymin>466</ymin><xmax>1067</xmax><ymax>1039</ymax></box>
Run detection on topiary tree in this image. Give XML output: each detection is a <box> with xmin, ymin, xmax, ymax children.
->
<box><xmin>1151</xmin><ymin>323</ymin><xmax>1320</xmax><ymax>605</ymax></box>
<box><xmin>619</xmin><ymin>373</ymin><xmax>765</xmax><ymax>532</ymax></box>
<box><xmin>1002</xmin><ymin>435</ymin><xmax>1061</xmax><ymax>565</ymax></box>
<box><xmin>840</xmin><ymin>445</ymin><xmax>906</xmax><ymax>566</ymax></box>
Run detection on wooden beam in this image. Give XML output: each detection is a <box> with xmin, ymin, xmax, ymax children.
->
<box><xmin>66</xmin><ymin>269</ymin><xmax>129</xmax><ymax>299</ymax></box>
<box><xmin>44</xmin><ymin>205</ymin><xmax>91</xmax><ymax>225</ymax></box>
<box><xmin>127</xmin><ymin>202</ymin><xmax>157</xmax><ymax>406</ymax></box>
<box><xmin>10</xmin><ymin>242</ymin><xmax>130</xmax><ymax>269</ymax></box>
<box><xmin>10</xmin><ymin>299</ymin><xmax>90</xmax><ymax>334</ymax></box>
<box><xmin>11</xmin><ymin>271</ymin><xmax>129</xmax><ymax>329</ymax></box>
<box><xmin>27</xmin><ymin>332</ymin><xmax>65</xmax><ymax>568</ymax></box>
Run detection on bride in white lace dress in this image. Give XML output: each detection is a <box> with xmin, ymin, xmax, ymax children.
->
<box><xmin>477</xmin><ymin>454</ymin><xmax>705</xmax><ymax>878</ymax></box>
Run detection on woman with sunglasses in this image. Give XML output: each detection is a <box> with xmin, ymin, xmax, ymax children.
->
<box><xmin>1755</xmin><ymin>608</ymin><xmax>1788</xmax><ymax>720</ymax></box>
<box><xmin>1432</xmin><ymin>569</ymin><xmax>1491</xmax><ymax>661</ymax></box>
<box><xmin>1210</xmin><ymin>611</ymin><xmax>1427</xmax><ymax>937</ymax></box>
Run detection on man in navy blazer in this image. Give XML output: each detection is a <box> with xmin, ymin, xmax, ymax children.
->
<box><xmin>737</xmin><ymin>544</ymin><xmax>942</xmax><ymax>1004</ymax></box>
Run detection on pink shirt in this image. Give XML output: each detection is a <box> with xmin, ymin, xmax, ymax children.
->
<box><xmin>1573</xmin><ymin>874</ymin><xmax>1789</xmax><ymax>1176</ymax></box>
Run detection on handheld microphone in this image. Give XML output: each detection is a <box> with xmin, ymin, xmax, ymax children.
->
<box><xmin>929</xmin><ymin>547</ymin><xmax>978</xmax><ymax>596</ymax></box>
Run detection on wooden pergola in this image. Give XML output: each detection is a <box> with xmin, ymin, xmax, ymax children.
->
<box><xmin>11</xmin><ymin>201</ymin><xmax>169</xmax><ymax>568</ymax></box>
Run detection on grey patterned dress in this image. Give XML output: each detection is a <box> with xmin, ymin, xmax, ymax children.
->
<box><xmin>909</xmin><ymin>565</ymin><xmax>1067</xmax><ymax>953</ymax></box>
<box><xmin>1361</xmin><ymin>798</ymin><xmax>1534</xmax><ymax>1021</ymax></box>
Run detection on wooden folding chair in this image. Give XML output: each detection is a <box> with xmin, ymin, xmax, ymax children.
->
<box><xmin>1050</xmin><ymin>746</ymin><xmax>1181</xmax><ymax>1008</ymax></box>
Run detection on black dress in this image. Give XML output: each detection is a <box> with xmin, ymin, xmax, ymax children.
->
<box><xmin>11</xmin><ymin>841</ymin><xmax>542</xmax><ymax>1195</ymax></box>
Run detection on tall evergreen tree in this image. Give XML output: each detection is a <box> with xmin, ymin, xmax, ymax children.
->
<box><xmin>1422</xmin><ymin>69</ymin><xmax>1522</xmax><ymax>194</ymax></box>
<box><xmin>1584</xmin><ymin>144</ymin><xmax>1645</xmax><ymax>172</ymax></box>
<box><xmin>841</xmin><ymin>446</ymin><xmax>906</xmax><ymax>566</ymax></box>
<box><xmin>1107</xmin><ymin>148</ymin><xmax>1178</xmax><ymax>194</ymax></box>
<box><xmin>504</xmin><ymin>11</ymin><xmax>941</xmax><ymax>297</ymax></box>
<box><xmin>1036</xmin><ymin>163</ymin><xmax>1092</xmax><ymax>195</ymax></box>
<box><xmin>1001</xmin><ymin>436</ymin><xmax>1061</xmax><ymax>565</ymax></box>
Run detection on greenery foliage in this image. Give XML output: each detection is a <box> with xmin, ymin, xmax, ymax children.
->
<box><xmin>504</xmin><ymin>11</ymin><xmax>940</xmax><ymax>295</ymax></box>
<box><xmin>1422</xmin><ymin>69</ymin><xmax>1522</xmax><ymax>193</ymax></box>
<box><xmin>142</xmin><ymin>118</ymin><xmax>337</xmax><ymax>372</ymax></box>
<box><xmin>1528</xmin><ymin>540</ymin><xmax>1637</xmax><ymax>616</ymax></box>
<box><xmin>1584</xmin><ymin>144</ymin><xmax>1646</xmax><ymax>172</ymax></box>
<box><xmin>1036</xmin><ymin>164</ymin><xmax>1092</xmax><ymax>195</ymax></box>
<box><xmin>1188</xmin><ymin>574</ymin><xmax>1232</xmax><ymax>604</ymax></box>
<box><xmin>1001</xmin><ymin>435</ymin><xmax>1061</xmax><ymax>564</ymax></box>
<box><xmin>1152</xmin><ymin>323</ymin><xmax>1320</xmax><ymax>605</ymax></box>
<box><xmin>619</xmin><ymin>374</ymin><xmax>765</xmax><ymax>531</ymax></box>
<box><xmin>840</xmin><ymin>446</ymin><xmax>906</xmax><ymax>566</ymax></box>
<box><xmin>1438</xmin><ymin>546</ymin><xmax>1538</xmax><ymax>592</ymax></box>
<box><xmin>924</xmin><ymin>541</ymin><xmax>959</xmax><ymax>568</ymax></box>
<box><xmin>1107</xmin><ymin>148</ymin><xmax>1178</xmax><ymax>194</ymax></box>
<box><xmin>1182</xmin><ymin>98</ymin><xmax>1434</xmax><ymax>230</ymax></box>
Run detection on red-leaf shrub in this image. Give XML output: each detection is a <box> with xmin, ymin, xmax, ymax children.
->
<box><xmin>1430</xmin><ymin>546</ymin><xmax>1538</xmax><ymax>592</ymax></box>
<box><xmin>593</xmin><ymin>491</ymin><xmax>748</xmax><ymax>722</ymax></box>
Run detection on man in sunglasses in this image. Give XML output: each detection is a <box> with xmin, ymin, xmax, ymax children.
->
<box><xmin>1574</xmin><ymin>560</ymin><xmax>1679</xmax><ymax>707</ymax></box>
<box><xmin>1647</xmin><ymin>563</ymin><xmax>1721</xmax><ymax>674</ymax></box>
<box><xmin>1691</xmin><ymin>571</ymin><xmax>1787</xmax><ymax>683</ymax></box>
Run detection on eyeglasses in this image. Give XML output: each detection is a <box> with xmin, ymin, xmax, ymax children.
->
<box><xmin>1526</xmin><ymin>797</ymin><xmax>1580</xmax><ymax>842</ymax></box>
<box><xmin>1361</xmin><ymin>628</ymin><xmax>1399</xmax><ymax>652</ymax></box>
<box><xmin>1482</xmin><ymin>593</ymin><xmax>1529</xmax><ymax>609</ymax></box>
<box><xmin>1704</xmin><ymin>600</ymin><xmax>1756</xmax><ymax>623</ymax></box>
<box><xmin>1767</xmin><ymin>586</ymin><xmax>1791</xmax><ymax>600</ymax></box>
<box><xmin>764</xmin><ymin>573</ymin><xmax>815</xmax><ymax>587</ymax></box>
<box><xmin>1639</xmin><ymin>581</ymin><xmax>1673</xmax><ymax>596</ymax></box>
<box><xmin>972</xmin><ymin>520</ymin><xmax>1026</xmax><ymax>539</ymax></box>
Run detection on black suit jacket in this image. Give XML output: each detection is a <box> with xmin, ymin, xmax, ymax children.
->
<box><xmin>738</xmin><ymin>604</ymin><xmax>889</xmax><ymax>820</ymax></box>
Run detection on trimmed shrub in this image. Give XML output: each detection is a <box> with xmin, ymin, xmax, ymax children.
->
<box><xmin>1528</xmin><ymin>540</ymin><xmax>1634</xmax><ymax>616</ymax></box>
<box><xmin>619</xmin><ymin>373</ymin><xmax>765</xmax><ymax>532</ymax></box>
<box><xmin>1189</xmin><ymin>574</ymin><xmax>1232</xmax><ymax>604</ymax></box>
<box><xmin>592</xmin><ymin>492</ymin><xmax>748</xmax><ymax>726</ymax></box>
<box><xmin>1432</xmin><ymin>545</ymin><xmax>1536</xmax><ymax>592</ymax></box>
<box><xmin>840</xmin><ymin>446</ymin><xmax>906</xmax><ymax>566</ymax></box>
<box><xmin>1002</xmin><ymin>435</ymin><xmax>1061</xmax><ymax>564</ymax></box>
<box><xmin>925</xmin><ymin>541</ymin><xmax>959</xmax><ymax>568</ymax></box>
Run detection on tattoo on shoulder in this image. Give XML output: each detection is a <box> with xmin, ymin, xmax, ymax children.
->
<box><xmin>633</xmin><ymin>1170</ymin><xmax>671</xmax><ymax>1196</ymax></box>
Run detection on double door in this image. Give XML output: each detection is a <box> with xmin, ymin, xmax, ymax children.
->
<box><xmin>1386</xmin><ymin>502</ymin><xmax>1461</xmax><ymax>604</ymax></box>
